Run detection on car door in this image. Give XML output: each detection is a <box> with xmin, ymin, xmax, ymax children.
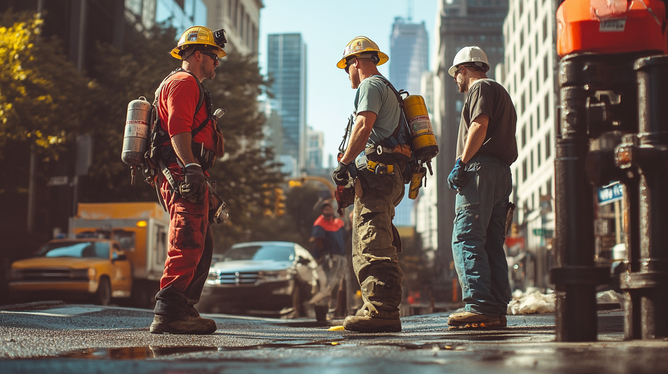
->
<box><xmin>110</xmin><ymin>242</ymin><xmax>132</xmax><ymax>297</ymax></box>
<box><xmin>293</xmin><ymin>245</ymin><xmax>319</xmax><ymax>294</ymax></box>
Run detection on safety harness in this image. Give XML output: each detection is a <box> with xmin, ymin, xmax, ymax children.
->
<box><xmin>357</xmin><ymin>75</ymin><xmax>415</xmax><ymax>181</ymax></box>
<box><xmin>143</xmin><ymin>68</ymin><xmax>218</xmax><ymax>208</ymax></box>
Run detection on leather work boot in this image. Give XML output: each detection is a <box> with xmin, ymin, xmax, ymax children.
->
<box><xmin>186</xmin><ymin>305</ymin><xmax>200</xmax><ymax>318</ymax></box>
<box><xmin>149</xmin><ymin>314</ymin><xmax>217</xmax><ymax>335</ymax></box>
<box><xmin>447</xmin><ymin>311</ymin><xmax>504</xmax><ymax>330</ymax></box>
<box><xmin>343</xmin><ymin>309</ymin><xmax>401</xmax><ymax>333</ymax></box>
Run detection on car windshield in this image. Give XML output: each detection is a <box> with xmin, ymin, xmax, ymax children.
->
<box><xmin>37</xmin><ymin>241</ymin><xmax>110</xmax><ymax>259</ymax></box>
<box><xmin>222</xmin><ymin>244</ymin><xmax>295</xmax><ymax>262</ymax></box>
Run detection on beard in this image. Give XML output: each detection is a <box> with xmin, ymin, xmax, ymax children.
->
<box><xmin>456</xmin><ymin>74</ymin><xmax>467</xmax><ymax>93</ymax></box>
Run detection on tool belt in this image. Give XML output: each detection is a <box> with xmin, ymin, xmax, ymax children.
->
<box><xmin>366</xmin><ymin>160</ymin><xmax>394</xmax><ymax>175</ymax></box>
<box><xmin>364</xmin><ymin>143</ymin><xmax>411</xmax><ymax>165</ymax></box>
<box><xmin>155</xmin><ymin>142</ymin><xmax>216</xmax><ymax>171</ymax></box>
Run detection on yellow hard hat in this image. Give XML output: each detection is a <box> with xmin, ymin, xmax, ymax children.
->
<box><xmin>171</xmin><ymin>26</ymin><xmax>227</xmax><ymax>60</ymax></box>
<box><xmin>336</xmin><ymin>36</ymin><xmax>389</xmax><ymax>69</ymax></box>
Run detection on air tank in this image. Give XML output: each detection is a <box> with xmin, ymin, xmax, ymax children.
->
<box><xmin>121</xmin><ymin>96</ymin><xmax>152</xmax><ymax>166</ymax></box>
<box><xmin>402</xmin><ymin>95</ymin><xmax>439</xmax><ymax>161</ymax></box>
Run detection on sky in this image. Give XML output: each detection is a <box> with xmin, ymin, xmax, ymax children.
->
<box><xmin>258</xmin><ymin>0</ymin><xmax>439</xmax><ymax>167</ymax></box>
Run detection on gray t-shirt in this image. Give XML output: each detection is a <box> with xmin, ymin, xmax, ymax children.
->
<box><xmin>456</xmin><ymin>79</ymin><xmax>518</xmax><ymax>166</ymax></box>
<box><xmin>354</xmin><ymin>76</ymin><xmax>402</xmax><ymax>145</ymax></box>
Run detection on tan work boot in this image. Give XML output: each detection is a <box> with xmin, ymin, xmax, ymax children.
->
<box><xmin>343</xmin><ymin>309</ymin><xmax>401</xmax><ymax>333</ymax></box>
<box><xmin>447</xmin><ymin>311</ymin><xmax>504</xmax><ymax>330</ymax></box>
<box><xmin>186</xmin><ymin>305</ymin><xmax>200</xmax><ymax>318</ymax></box>
<box><xmin>149</xmin><ymin>314</ymin><xmax>217</xmax><ymax>335</ymax></box>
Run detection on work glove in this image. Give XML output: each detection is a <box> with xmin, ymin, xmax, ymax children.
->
<box><xmin>180</xmin><ymin>164</ymin><xmax>207</xmax><ymax>203</ymax></box>
<box><xmin>332</xmin><ymin>161</ymin><xmax>352</xmax><ymax>186</ymax></box>
<box><xmin>447</xmin><ymin>158</ymin><xmax>469</xmax><ymax>190</ymax></box>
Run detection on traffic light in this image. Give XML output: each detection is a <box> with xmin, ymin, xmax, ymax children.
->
<box><xmin>262</xmin><ymin>184</ymin><xmax>273</xmax><ymax>216</ymax></box>
<box><xmin>274</xmin><ymin>188</ymin><xmax>286</xmax><ymax>216</ymax></box>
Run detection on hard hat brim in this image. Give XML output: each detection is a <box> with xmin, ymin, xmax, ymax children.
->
<box><xmin>336</xmin><ymin>51</ymin><xmax>389</xmax><ymax>69</ymax></box>
<box><xmin>170</xmin><ymin>46</ymin><xmax>227</xmax><ymax>60</ymax></box>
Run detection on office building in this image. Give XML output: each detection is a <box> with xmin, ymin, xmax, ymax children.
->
<box><xmin>389</xmin><ymin>17</ymin><xmax>430</xmax><ymax>228</ymax></box>
<box><xmin>434</xmin><ymin>0</ymin><xmax>508</xmax><ymax>292</ymax></box>
<box><xmin>501</xmin><ymin>0</ymin><xmax>559</xmax><ymax>289</ymax></box>
<box><xmin>390</xmin><ymin>17</ymin><xmax>429</xmax><ymax>95</ymax></box>
<box><xmin>202</xmin><ymin>0</ymin><xmax>262</xmax><ymax>57</ymax></box>
<box><xmin>267</xmin><ymin>33</ymin><xmax>307</xmax><ymax>174</ymax></box>
<box><xmin>306</xmin><ymin>127</ymin><xmax>325</xmax><ymax>175</ymax></box>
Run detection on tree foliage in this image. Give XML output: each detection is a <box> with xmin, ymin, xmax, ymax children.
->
<box><xmin>0</xmin><ymin>11</ymin><xmax>90</xmax><ymax>158</ymax></box>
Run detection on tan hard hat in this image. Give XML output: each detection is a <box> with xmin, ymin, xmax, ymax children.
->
<box><xmin>171</xmin><ymin>26</ymin><xmax>227</xmax><ymax>59</ymax></box>
<box><xmin>336</xmin><ymin>36</ymin><xmax>389</xmax><ymax>69</ymax></box>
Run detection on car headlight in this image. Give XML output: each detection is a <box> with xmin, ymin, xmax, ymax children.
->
<box><xmin>87</xmin><ymin>267</ymin><xmax>97</xmax><ymax>279</ymax></box>
<box><xmin>9</xmin><ymin>268</ymin><xmax>22</xmax><ymax>280</ymax></box>
<box><xmin>257</xmin><ymin>270</ymin><xmax>291</xmax><ymax>283</ymax></box>
<box><xmin>207</xmin><ymin>271</ymin><xmax>219</xmax><ymax>281</ymax></box>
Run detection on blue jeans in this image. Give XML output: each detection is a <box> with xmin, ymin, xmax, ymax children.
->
<box><xmin>451</xmin><ymin>154</ymin><xmax>512</xmax><ymax>316</ymax></box>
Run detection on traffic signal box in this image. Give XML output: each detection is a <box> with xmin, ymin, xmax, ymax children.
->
<box><xmin>274</xmin><ymin>188</ymin><xmax>286</xmax><ymax>216</ymax></box>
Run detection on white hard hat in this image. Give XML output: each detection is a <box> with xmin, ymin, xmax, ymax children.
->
<box><xmin>448</xmin><ymin>46</ymin><xmax>490</xmax><ymax>77</ymax></box>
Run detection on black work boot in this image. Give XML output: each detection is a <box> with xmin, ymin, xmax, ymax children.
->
<box><xmin>149</xmin><ymin>314</ymin><xmax>217</xmax><ymax>334</ymax></box>
<box><xmin>343</xmin><ymin>309</ymin><xmax>401</xmax><ymax>333</ymax></box>
<box><xmin>446</xmin><ymin>311</ymin><xmax>504</xmax><ymax>330</ymax></box>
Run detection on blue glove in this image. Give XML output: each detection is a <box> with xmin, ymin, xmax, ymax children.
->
<box><xmin>447</xmin><ymin>158</ymin><xmax>469</xmax><ymax>190</ymax></box>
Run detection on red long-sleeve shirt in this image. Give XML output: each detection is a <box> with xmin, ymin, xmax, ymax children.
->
<box><xmin>157</xmin><ymin>71</ymin><xmax>215</xmax><ymax>152</ymax></box>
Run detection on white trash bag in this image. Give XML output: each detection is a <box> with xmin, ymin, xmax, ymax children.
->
<box><xmin>507</xmin><ymin>291</ymin><xmax>556</xmax><ymax>315</ymax></box>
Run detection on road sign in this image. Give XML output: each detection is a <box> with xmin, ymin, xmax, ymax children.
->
<box><xmin>597</xmin><ymin>182</ymin><xmax>623</xmax><ymax>205</ymax></box>
<box><xmin>533</xmin><ymin>228</ymin><xmax>554</xmax><ymax>237</ymax></box>
<box><xmin>48</xmin><ymin>176</ymin><xmax>69</xmax><ymax>186</ymax></box>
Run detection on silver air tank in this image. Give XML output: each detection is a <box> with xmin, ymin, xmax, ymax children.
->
<box><xmin>121</xmin><ymin>96</ymin><xmax>152</xmax><ymax>166</ymax></box>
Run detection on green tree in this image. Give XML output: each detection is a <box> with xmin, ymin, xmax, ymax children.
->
<box><xmin>0</xmin><ymin>11</ymin><xmax>91</xmax><ymax>256</ymax></box>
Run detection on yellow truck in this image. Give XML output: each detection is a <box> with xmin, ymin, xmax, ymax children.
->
<box><xmin>9</xmin><ymin>202</ymin><xmax>169</xmax><ymax>307</ymax></box>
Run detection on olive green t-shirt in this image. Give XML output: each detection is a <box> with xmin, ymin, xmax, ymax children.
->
<box><xmin>456</xmin><ymin>79</ymin><xmax>518</xmax><ymax>166</ymax></box>
<box><xmin>354</xmin><ymin>75</ymin><xmax>402</xmax><ymax>145</ymax></box>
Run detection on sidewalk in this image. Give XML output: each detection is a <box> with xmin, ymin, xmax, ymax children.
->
<box><xmin>2</xmin><ymin>303</ymin><xmax>667</xmax><ymax>374</ymax></box>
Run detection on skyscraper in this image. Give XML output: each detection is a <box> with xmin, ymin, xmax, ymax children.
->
<box><xmin>390</xmin><ymin>17</ymin><xmax>429</xmax><ymax>95</ymax></box>
<box><xmin>202</xmin><ymin>0</ymin><xmax>263</xmax><ymax>57</ymax></box>
<box><xmin>389</xmin><ymin>17</ymin><xmax>429</xmax><ymax>228</ymax></box>
<box><xmin>267</xmin><ymin>33</ymin><xmax>307</xmax><ymax>174</ymax></box>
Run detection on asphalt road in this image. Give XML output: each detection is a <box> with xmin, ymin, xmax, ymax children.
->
<box><xmin>1</xmin><ymin>302</ymin><xmax>667</xmax><ymax>373</ymax></box>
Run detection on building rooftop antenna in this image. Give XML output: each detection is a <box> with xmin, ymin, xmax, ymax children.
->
<box><xmin>407</xmin><ymin>0</ymin><xmax>413</xmax><ymax>21</ymax></box>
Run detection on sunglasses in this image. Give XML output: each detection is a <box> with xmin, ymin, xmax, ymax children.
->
<box><xmin>344</xmin><ymin>57</ymin><xmax>356</xmax><ymax>74</ymax></box>
<box><xmin>201</xmin><ymin>51</ymin><xmax>219</xmax><ymax>64</ymax></box>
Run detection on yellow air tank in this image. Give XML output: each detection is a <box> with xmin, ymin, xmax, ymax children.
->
<box><xmin>402</xmin><ymin>95</ymin><xmax>439</xmax><ymax>161</ymax></box>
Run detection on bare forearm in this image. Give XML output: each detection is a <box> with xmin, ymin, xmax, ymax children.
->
<box><xmin>171</xmin><ymin>132</ymin><xmax>198</xmax><ymax>165</ymax></box>
<box><xmin>460</xmin><ymin>115</ymin><xmax>489</xmax><ymax>164</ymax></box>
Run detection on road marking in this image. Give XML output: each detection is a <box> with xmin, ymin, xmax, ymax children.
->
<box><xmin>0</xmin><ymin>306</ymin><xmax>103</xmax><ymax>317</ymax></box>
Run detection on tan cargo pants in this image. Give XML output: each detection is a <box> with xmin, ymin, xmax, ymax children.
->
<box><xmin>352</xmin><ymin>168</ymin><xmax>405</xmax><ymax>317</ymax></box>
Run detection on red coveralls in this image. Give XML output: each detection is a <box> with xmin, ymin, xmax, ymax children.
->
<box><xmin>153</xmin><ymin>71</ymin><xmax>216</xmax><ymax>318</ymax></box>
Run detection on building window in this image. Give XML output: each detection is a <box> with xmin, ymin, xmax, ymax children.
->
<box><xmin>546</xmin><ymin>178</ymin><xmax>552</xmax><ymax>196</ymax></box>
<box><xmin>536</xmin><ymin>68</ymin><xmax>540</xmax><ymax>92</ymax></box>
<box><xmin>521</xmin><ymin>125</ymin><xmax>526</xmax><ymax>148</ymax></box>
<box><xmin>521</xmin><ymin>93</ymin><xmax>526</xmax><ymax>114</ymax></box>
<box><xmin>543</xmin><ymin>55</ymin><xmax>549</xmax><ymax>81</ymax></box>
<box><xmin>522</xmin><ymin>160</ymin><xmax>528</xmax><ymax>182</ymax></box>
<box><xmin>530</xmin><ymin>149</ymin><xmax>534</xmax><ymax>174</ymax></box>
<box><xmin>519</xmin><ymin>0</ymin><xmax>524</xmax><ymax>16</ymax></box>
<box><xmin>529</xmin><ymin>114</ymin><xmax>533</xmax><ymax>137</ymax></box>
<box><xmin>537</xmin><ymin>142</ymin><xmax>542</xmax><ymax>167</ymax></box>
<box><xmin>520</xmin><ymin>61</ymin><xmax>525</xmax><ymax>80</ymax></box>
<box><xmin>536</xmin><ymin>104</ymin><xmax>541</xmax><ymax>125</ymax></box>
<box><xmin>545</xmin><ymin>131</ymin><xmax>551</xmax><ymax>159</ymax></box>
<box><xmin>544</xmin><ymin>94</ymin><xmax>550</xmax><ymax>120</ymax></box>
<box><xmin>520</xmin><ymin>28</ymin><xmax>524</xmax><ymax>47</ymax></box>
<box><xmin>543</xmin><ymin>16</ymin><xmax>548</xmax><ymax>41</ymax></box>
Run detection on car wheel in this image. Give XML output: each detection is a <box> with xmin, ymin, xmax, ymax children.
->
<box><xmin>314</xmin><ymin>305</ymin><xmax>328</xmax><ymax>322</ymax></box>
<box><xmin>291</xmin><ymin>283</ymin><xmax>301</xmax><ymax>319</ymax></box>
<box><xmin>95</xmin><ymin>277</ymin><xmax>111</xmax><ymax>306</ymax></box>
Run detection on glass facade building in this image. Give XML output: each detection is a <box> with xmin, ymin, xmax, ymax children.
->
<box><xmin>267</xmin><ymin>33</ymin><xmax>307</xmax><ymax>172</ymax></box>
<box><xmin>390</xmin><ymin>17</ymin><xmax>429</xmax><ymax>95</ymax></box>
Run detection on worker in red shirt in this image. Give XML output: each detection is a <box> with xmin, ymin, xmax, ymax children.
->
<box><xmin>149</xmin><ymin>26</ymin><xmax>226</xmax><ymax>334</ymax></box>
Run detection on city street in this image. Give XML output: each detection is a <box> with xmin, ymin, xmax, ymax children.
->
<box><xmin>2</xmin><ymin>302</ymin><xmax>667</xmax><ymax>373</ymax></box>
